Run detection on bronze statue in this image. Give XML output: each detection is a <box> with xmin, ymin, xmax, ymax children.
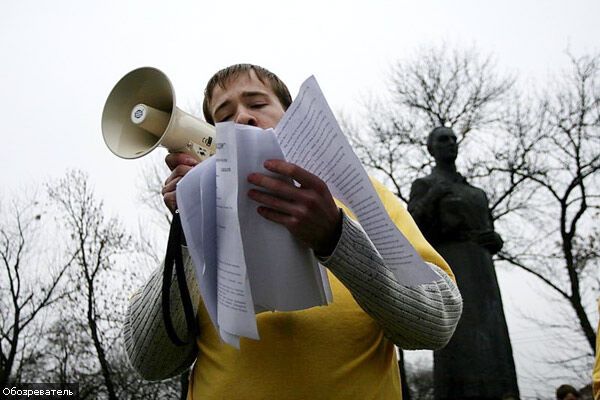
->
<box><xmin>408</xmin><ymin>127</ymin><xmax>519</xmax><ymax>400</ymax></box>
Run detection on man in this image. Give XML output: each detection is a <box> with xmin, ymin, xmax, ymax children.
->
<box><xmin>124</xmin><ymin>64</ymin><xmax>462</xmax><ymax>399</ymax></box>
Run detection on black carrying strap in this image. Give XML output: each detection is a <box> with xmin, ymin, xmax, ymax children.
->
<box><xmin>162</xmin><ymin>212</ymin><xmax>198</xmax><ymax>346</ymax></box>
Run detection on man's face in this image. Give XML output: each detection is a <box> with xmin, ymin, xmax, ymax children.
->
<box><xmin>209</xmin><ymin>70</ymin><xmax>286</xmax><ymax>129</ymax></box>
<box><xmin>429</xmin><ymin>129</ymin><xmax>458</xmax><ymax>163</ymax></box>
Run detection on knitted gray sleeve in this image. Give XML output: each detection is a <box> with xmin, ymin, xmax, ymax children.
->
<box><xmin>123</xmin><ymin>247</ymin><xmax>200</xmax><ymax>381</ymax></box>
<box><xmin>321</xmin><ymin>212</ymin><xmax>463</xmax><ymax>350</ymax></box>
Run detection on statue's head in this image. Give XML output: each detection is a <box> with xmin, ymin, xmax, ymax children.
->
<box><xmin>427</xmin><ymin>126</ymin><xmax>458</xmax><ymax>164</ymax></box>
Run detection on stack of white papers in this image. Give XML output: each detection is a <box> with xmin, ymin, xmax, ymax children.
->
<box><xmin>177</xmin><ymin>76</ymin><xmax>439</xmax><ymax>347</ymax></box>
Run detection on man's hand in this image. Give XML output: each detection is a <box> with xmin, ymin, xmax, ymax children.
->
<box><xmin>162</xmin><ymin>153</ymin><xmax>198</xmax><ymax>213</ymax></box>
<box><xmin>247</xmin><ymin>159</ymin><xmax>342</xmax><ymax>257</ymax></box>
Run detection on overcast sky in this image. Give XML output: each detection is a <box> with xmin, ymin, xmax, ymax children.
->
<box><xmin>3</xmin><ymin>0</ymin><xmax>599</xmax><ymax>214</ymax></box>
<box><xmin>2</xmin><ymin>0</ymin><xmax>599</xmax><ymax>396</ymax></box>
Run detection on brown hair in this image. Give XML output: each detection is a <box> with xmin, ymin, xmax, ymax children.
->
<box><xmin>202</xmin><ymin>64</ymin><xmax>292</xmax><ymax>125</ymax></box>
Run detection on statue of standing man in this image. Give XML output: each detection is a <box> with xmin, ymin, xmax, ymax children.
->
<box><xmin>408</xmin><ymin>127</ymin><xmax>519</xmax><ymax>400</ymax></box>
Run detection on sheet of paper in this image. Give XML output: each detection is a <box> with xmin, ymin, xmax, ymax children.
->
<box><xmin>214</xmin><ymin>123</ymin><xmax>259</xmax><ymax>347</ymax></box>
<box><xmin>176</xmin><ymin>156</ymin><xmax>218</xmax><ymax>328</ymax></box>
<box><xmin>232</xmin><ymin>124</ymin><xmax>332</xmax><ymax>311</ymax></box>
<box><xmin>276</xmin><ymin>76</ymin><xmax>439</xmax><ymax>286</ymax></box>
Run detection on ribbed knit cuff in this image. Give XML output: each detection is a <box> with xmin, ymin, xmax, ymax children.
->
<box><xmin>321</xmin><ymin>212</ymin><xmax>463</xmax><ymax>349</ymax></box>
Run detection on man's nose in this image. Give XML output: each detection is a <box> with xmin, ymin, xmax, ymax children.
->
<box><xmin>235</xmin><ymin>110</ymin><xmax>257</xmax><ymax>126</ymax></box>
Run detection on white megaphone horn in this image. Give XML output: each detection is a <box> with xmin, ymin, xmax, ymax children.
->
<box><xmin>101</xmin><ymin>67</ymin><xmax>215</xmax><ymax>161</ymax></box>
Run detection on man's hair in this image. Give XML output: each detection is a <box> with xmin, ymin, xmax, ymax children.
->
<box><xmin>556</xmin><ymin>384</ymin><xmax>580</xmax><ymax>400</ymax></box>
<box><xmin>202</xmin><ymin>64</ymin><xmax>292</xmax><ymax>125</ymax></box>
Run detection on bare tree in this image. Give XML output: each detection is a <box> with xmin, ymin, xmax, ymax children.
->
<box><xmin>46</xmin><ymin>170</ymin><xmax>183</xmax><ymax>399</ymax></box>
<box><xmin>496</xmin><ymin>53</ymin><xmax>600</xmax><ymax>362</ymax></box>
<box><xmin>349</xmin><ymin>45</ymin><xmax>515</xmax><ymax>203</ymax></box>
<box><xmin>390</xmin><ymin>45</ymin><xmax>515</xmax><ymax>136</ymax></box>
<box><xmin>0</xmin><ymin>194</ymin><xmax>71</xmax><ymax>386</ymax></box>
<box><xmin>47</xmin><ymin>170</ymin><xmax>129</xmax><ymax>399</ymax></box>
<box><xmin>34</xmin><ymin>312</ymin><xmax>181</xmax><ymax>400</ymax></box>
<box><xmin>133</xmin><ymin>153</ymin><xmax>173</xmax><ymax>266</ymax></box>
<box><xmin>136</xmin><ymin>153</ymin><xmax>172</xmax><ymax>229</ymax></box>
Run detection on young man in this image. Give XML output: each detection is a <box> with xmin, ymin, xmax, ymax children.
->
<box><xmin>124</xmin><ymin>64</ymin><xmax>462</xmax><ymax>399</ymax></box>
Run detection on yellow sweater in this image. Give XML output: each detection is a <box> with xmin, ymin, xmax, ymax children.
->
<box><xmin>188</xmin><ymin>179</ymin><xmax>455</xmax><ymax>400</ymax></box>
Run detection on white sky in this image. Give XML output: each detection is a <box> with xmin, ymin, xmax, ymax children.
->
<box><xmin>2</xmin><ymin>0</ymin><xmax>599</xmax><ymax>397</ymax></box>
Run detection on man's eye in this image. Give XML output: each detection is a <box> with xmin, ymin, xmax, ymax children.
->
<box><xmin>250</xmin><ymin>103</ymin><xmax>267</xmax><ymax>109</ymax></box>
<box><xmin>217</xmin><ymin>115</ymin><xmax>232</xmax><ymax>122</ymax></box>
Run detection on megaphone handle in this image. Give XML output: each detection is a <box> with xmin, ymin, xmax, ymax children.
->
<box><xmin>172</xmin><ymin>142</ymin><xmax>214</xmax><ymax>162</ymax></box>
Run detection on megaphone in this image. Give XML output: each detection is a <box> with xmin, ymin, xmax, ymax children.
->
<box><xmin>101</xmin><ymin>67</ymin><xmax>215</xmax><ymax>161</ymax></box>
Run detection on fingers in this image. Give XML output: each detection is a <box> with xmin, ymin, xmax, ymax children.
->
<box><xmin>162</xmin><ymin>152</ymin><xmax>198</xmax><ymax>213</ymax></box>
<box><xmin>163</xmin><ymin>191</ymin><xmax>177</xmax><ymax>213</ymax></box>
<box><xmin>163</xmin><ymin>165</ymin><xmax>194</xmax><ymax>190</ymax></box>
<box><xmin>256</xmin><ymin>206</ymin><xmax>297</xmax><ymax>226</ymax></box>
<box><xmin>161</xmin><ymin>166</ymin><xmax>192</xmax><ymax>213</ymax></box>
<box><xmin>246</xmin><ymin>160</ymin><xmax>324</xmax><ymax>214</ymax></box>
<box><xmin>247</xmin><ymin>159</ymin><xmax>332</xmax><ymax>204</ymax></box>
<box><xmin>262</xmin><ymin>160</ymin><xmax>329</xmax><ymax>194</ymax></box>
<box><xmin>247</xmin><ymin>173</ymin><xmax>299</xmax><ymax>202</ymax></box>
<box><xmin>165</xmin><ymin>152</ymin><xmax>198</xmax><ymax>171</ymax></box>
<box><xmin>247</xmin><ymin>160</ymin><xmax>341</xmax><ymax>255</ymax></box>
<box><xmin>247</xmin><ymin>188</ymin><xmax>304</xmax><ymax>216</ymax></box>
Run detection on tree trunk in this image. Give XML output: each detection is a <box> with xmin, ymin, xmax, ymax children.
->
<box><xmin>87</xmin><ymin>288</ymin><xmax>118</xmax><ymax>400</ymax></box>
